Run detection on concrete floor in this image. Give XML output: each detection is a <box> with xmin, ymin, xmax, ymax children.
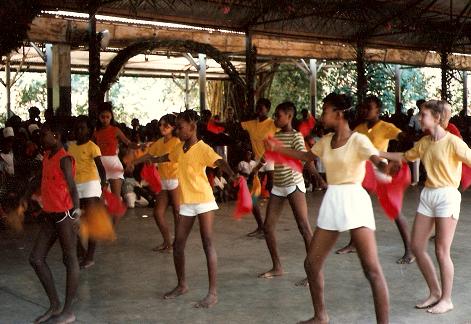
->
<box><xmin>1</xmin><ymin>187</ymin><xmax>471</xmax><ymax>324</ymax></box>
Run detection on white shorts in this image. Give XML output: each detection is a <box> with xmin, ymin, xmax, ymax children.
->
<box><xmin>180</xmin><ymin>201</ymin><xmax>218</xmax><ymax>217</ymax></box>
<box><xmin>417</xmin><ymin>187</ymin><xmax>461</xmax><ymax>219</ymax></box>
<box><xmin>161</xmin><ymin>179</ymin><xmax>178</xmax><ymax>191</ymax></box>
<box><xmin>317</xmin><ymin>184</ymin><xmax>375</xmax><ymax>232</ymax></box>
<box><xmin>76</xmin><ymin>180</ymin><xmax>102</xmax><ymax>199</ymax></box>
<box><xmin>259</xmin><ymin>160</ymin><xmax>275</xmax><ymax>172</ymax></box>
<box><xmin>101</xmin><ymin>155</ymin><xmax>124</xmax><ymax>180</ymax></box>
<box><xmin>271</xmin><ymin>180</ymin><xmax>306</xmax><ymax>197</ymax></box>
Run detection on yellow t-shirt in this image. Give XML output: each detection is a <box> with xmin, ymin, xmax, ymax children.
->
<box><xmin>168</xmin><ymin>140</ymin><xmax>221</xmax><ymax>204</ymax></box>
<box><xmin>311</xmin><ymin>132</ymin><xmax>379</xmax><ymax>185</ymax></box>
<box><xmin>67</xmin><ymin>141</ymin><xmax>102</xmax><ymax>184</ymax></box>
<box><xmin>354</xmin><ymin>120</ymin><xmax>401</xmax><ymax>151</ymax></box>
<box><xmin>147</xmin><ymin>137</ymin><xmax>180</xmax><ymax>180</ymax></box>
<box><xmin>404</xmin><ymin>133</ymin><xmax>471</xmax><ymax>188</ymax></box>
<box><xmin>241</xmin><ymin>118</ymin><xmax>277</xmax><ymax>159</ymax></box>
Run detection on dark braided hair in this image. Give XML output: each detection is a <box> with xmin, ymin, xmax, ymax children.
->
<box><xmin>323</xmin><ymin>92</ymin><xmax>356</xmax><ymax>124</ymax></box>
<box><xmin>177</xmin><ymin>109</ymin><xmax>200</xmax><ymax>124</ymax></box>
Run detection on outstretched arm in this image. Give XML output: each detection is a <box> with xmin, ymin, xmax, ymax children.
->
<box><xmin>263</xmin><ymin>139</ymin><xmax>317</xmax><ymax>162</ymax></box>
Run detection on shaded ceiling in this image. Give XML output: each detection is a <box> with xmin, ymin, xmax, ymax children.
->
<box><xmin>38</xmin><ymin>0</ymin><xmax>471</xmax><ymax>54</ymax></box>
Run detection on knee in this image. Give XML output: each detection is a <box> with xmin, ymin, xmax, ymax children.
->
<box><xmin>363</xmin><ymin>266</ymin><xmax>382</xmax><ymax>283</ymax></box>
<box><xmin>62</xmin><ymin>253</ymin><xmax>78</xmax><ymax>267</ymax></box>
<box><xmin>435</xmin><ymin>246</ymin><xmax>451</xmax><ymax>262</ymax></box>
<box><xmin>298</xmin><ymin>223</ymin><xmax>311</xmax><ymax>237</ymax></box>
<box><xmin>29</xmin><ymin>253</ymin><xmax>44</xmax><ymax>268</ymax></box>
<box><xmin>411</xmin><ymin>241</ymin><xmax>425</xmax><ymax>256</ymax></box>
<box><xmin>201</xmin><ymin>236</ymin><xmax>214</xmax><ymax>252</ymax></box>
<box><xmin>173</xmin><ymin>239</ymin><xmax>185</xmax><ymax>254</ymax></box>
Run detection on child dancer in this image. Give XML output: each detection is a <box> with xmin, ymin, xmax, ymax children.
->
<box><xmin>93</xmin><ymin>102</ymin><xmax>142</xmax><ymax>200</ymax></box>
<box><xmin>382</xmin><ymin>99</ymin><xmax>471</xmax><ymax>314</ymax></box>
<box><xmin>267</xmin><ymin>93</ymin><xmax>389</xmax><ymax>324</ymax></box>
<box><xmin>336</xmin><ymin>95</ymin><xmax>414</xmax><ymax>264</ymax></box>
<box><xmin>132</xmin><ymin>114</ymin><xmax>181</xmax><ymax>252</ymax></box>
<box><xmin>241</xmin><ymin>98</ymin><xmax>277</xmax><ymax>194</ymax></box>
<box><xmin>68</xmin><ymin>115</ymin><xmax>107</xmax><ymax>269</ymax></box>
<box><xmin>29</xmin><ymin>121</ymin><xmax>81</xmax><ymax>324</ymax></box>
<box><xmin>259</xmin><ymin>102</ymin><xmax>313</xmax><ymax>287</ymax></box>
<box><xmin>238</xmin><ymin>149</ymin><xmax>264</xmax><ymax>237</ymax></box>
<box><xmin>149</xmin><ymin>110</ymin><xmax>235</xmax><ymax>308</ymax></box>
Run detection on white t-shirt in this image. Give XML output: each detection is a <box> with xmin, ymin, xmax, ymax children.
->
<box><xmin>214</xmin><ymin>176</ymin><xmax>227</xmax><ymax>190</ymax></box>
<box><xmin>238</xmin><ymin>160</ymin><xmax>258</xmax><ymax>176</ymax></box>
<box><xmin>409</xmin><ymin>114</ymin><xmax>420</xmax><ymax>132</ymax></box>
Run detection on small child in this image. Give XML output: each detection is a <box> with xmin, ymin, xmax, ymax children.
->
<box><xmin>213</xmin><ymin>168</ymin><xmax>228</xmax><ymax>203</ymax></box>
<box><xmin>238</xmin><ymin>150</ymin><xmax>264</xmax><ymax>237</ymax></box>
<box><xmin>149</xmin><ymin>110</ymin><xmax>235</xmax><ymax>308</ymax></box>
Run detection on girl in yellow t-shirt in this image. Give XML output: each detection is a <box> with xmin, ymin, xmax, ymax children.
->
<box><xmin>147</xmin><ymin>110</ymin><xmax>235</xmax><ymax>309</ymax></box>
<box><xmin>266</xmin><ymin>93</ymin><xmax>390</xmax><ymax>324</ymax></box>
<box><xmin>132</xmin><ymin>114</ymin><xmax>181</xmax><ymax>253</ymax></box>
<box><xmin>381</xmin><ymin>100</ymin><xmax>471</xmax><ymax>314</ymax></box>
<box><xmin>68</xmin><ymin>115</ymin><xmax>107</xmax><ymax>269</ymax></box>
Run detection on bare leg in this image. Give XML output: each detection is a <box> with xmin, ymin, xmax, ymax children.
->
<box><xmin>52</xmin><ymin>217</ymin><xmax>80</xmax><ymax>324</ymax></box>
<box><xmin>300</xmin><ymin>227</ymin><xmax>339</xmax><ymax>324</ymax></box>
<box><xmin>411</xmin><ymin>214</ymin><xmax>441</xmax><ymax>309</ymax></box>
<box><xmin>29</xmin><ymin>217</ymin><xmax>61</xmax><ymax>324</ymax></box>
<box><xmin>194</xmin><ymin>211</ymin><xmax>218</xmax><ymax>308</ymax></box>
<box><xmin>427</xmin><ymin>216</ymin><xmax>458</xmax><ymax>314</ymax></box>
<box><xmin>395</xmin><ymin>215</ymin><xmax>415</xmax><ymax>264</ymax></box>
<box><xmin>335</xmin><ymin>235</ymin><xmax>356</xmax><ymax>254</ymax></box>
<box><xmin>167</xmin><ymin>188</ymin><xmax>181</xmax><ymax>240</ymax></box>
<box><xmin>259</xmin><ymin>194</ymin><xmax>285</xmax><ymax>278</ymax></box>
<box><xmin>152</xmin><ymin>190</ymin><xmax>172</xmax><ymax>252</ymax></box>
<box><xmin>287</xmin><ymin>190</ymin><xmax>313</xmax><ymax>286</ymax></box>
<box><xmin>247</xmin><ymin>200</ymin><xmax>264</xmax><ymax>237</ymax></box>
<box><xmin>80</xmin><ymin>198</ymin><xmax>98</xmax><ymax>269</ymax></box>
<box><xmin>351</xmin><ymin>227</ymin><xmax>389</xmax><ymax>324</ymax></box>
<box><xmin>163</xmin><ymin>215</ymin><xmax>195</xmax><ymax>299</ymax></box>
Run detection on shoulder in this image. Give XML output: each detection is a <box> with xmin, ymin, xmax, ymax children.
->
<box><xmin>354</xmin><ymin>123</ymin><xmax>367</xmax><ymax>132</ymax></box>
<box><xmin>352</xmin><ymin>132</ymin><xmax>372</xmax><ymax>145</ymax></box>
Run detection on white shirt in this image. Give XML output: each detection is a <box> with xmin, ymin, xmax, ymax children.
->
<box><xmin>238</xmin><ymin>160</ymin><xmax>258</xmax><ymax>176</ymax></box>
<box><xmin>214</xmin><ymin>176</ymin><xmax>227</xmax><ymax>190</ymax></box>
<box><xmin>409</xmin><ymin>114</ymin><xmax>420</xmax><ymax>132</ymax></box>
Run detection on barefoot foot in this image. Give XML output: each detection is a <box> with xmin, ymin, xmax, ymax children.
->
<box><xmin>294</xmin><ymin>277</ymin><xmax>309</xmax><ymax>287</ymax></box>
<box><xmin>396</xmin><ymin>253</ymin><xmax>416</xmax><ymax>264</ymax></box>
<box><xmin>51</xmin><ymin>312</ymin><xmax>76</xmax><ymax>324</ymax></box>
<box><xmin>34</xmin><ymin>306</ymin><xmax>61</xmax><ymax>324</ymax></box>
<box><xmin>163</xmin><ymin>285</ymin><xmax>189</xmax><ymax>299</ymax></box>
<box><xmin>427</xmin><ymin>300</ymin><xmax>453</xmax><ymax>314</ymax></box>
<box><xmin>335</xmin><ymin>245</ymin><xmax>356</xmax><ymax>254</ymax></box>
<box><xmin>80</xmin><ymin>260</ymin><xmax>95</xmax><ymax>269</ymax></box>
<box><xmin>194</xmin><ymin>293</ymin><xmax>218</xmax><ymax>308</ymax></box>
<box><xmin>297</xmin><ymin>315</ymin><xmax>329</xmax><ymax>324</ymax></box>
<box><xmin>415</xmin><ymin>293</ymin><xmax>441</xmax><ymax>309</ymax></box>
<box><xmin>247</xmin><ymin>229</ymin><xmax>264</xmax><ymax>237</ymax></box>
<box><xmin>258</xmin><ymin>268</ymin><xmax>284</xmax><ymax>279</ymax></box>
<box><xmin>152</xmin><ymin>243</ymin><xmax>173</xmax><ymax>253</ymax></box>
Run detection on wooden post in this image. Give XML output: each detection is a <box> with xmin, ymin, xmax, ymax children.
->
<box><xmin>88</xmin><ymin>2</ymin><xmax>100</xmax><ymax>118</ymax></box>
<box><xmin>463</xmin><ymin>71</ymin><xmax>468</xmax><ymax>115</ymax></box>
<box><xmin>394</xmin><ymin>65</ymin><xmax>401</xmax><ymax>113</ymax></box>
<box><xmin>440</xmin><ymin>50</ymin><xmax>450</xmax><ymax>101</ymax></box>
<box><xmin>309</xmin><ymin>59</ymin><xmax>317</xmax><ymax>117</ymax></box>
<box><xmin>246</xmin><ymin>30</ymin><xmax>255</xmax><ymax>114</ymax></box>
<box><xmin>185</xmin><ymin>70</ymin><xmax>190</xmax><ymax>110</ymax></box>
<box><xmin>5</xmin><ymin>54</ymin><xmax>11</xmax><ymax>118</ymax></box>
<box><xmin>198</xmin><ymin>53</ymin><xmax>206</xmax><ymax>111</ymax></box>
<box><xmin>356</xmin><ymin>44</ymin><xmax>367</xmax><ymax>105</ymax></box>
<box><xmin>46</xmin><ymin>44</ymin><xmax>71</xmax><ymax>116</ymax></box>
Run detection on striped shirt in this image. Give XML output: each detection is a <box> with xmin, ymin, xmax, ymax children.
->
<box><xmin>272</xmin><ymin>131</ymin><xmax>305</xmax><ymax>187</ymax></box>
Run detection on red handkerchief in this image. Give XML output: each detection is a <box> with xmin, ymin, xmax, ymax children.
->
<box><xmin>140</xmin><ymin>163</ymin><xmax>162</xmax><ymax>193</ymax></box>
